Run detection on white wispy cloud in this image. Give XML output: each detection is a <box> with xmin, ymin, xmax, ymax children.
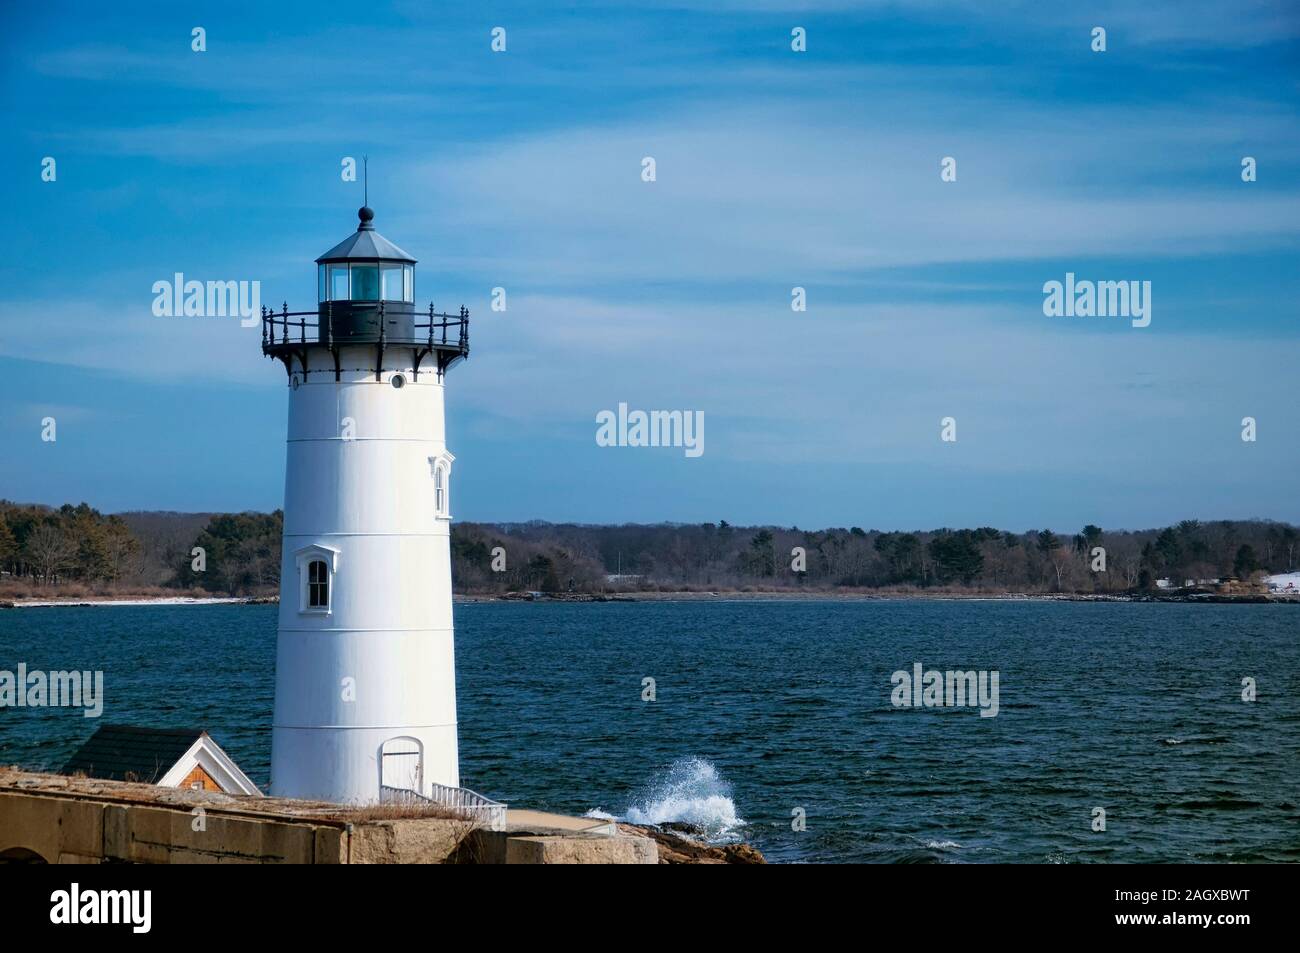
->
<box><xmin>397</xmin><ymin>99</ymin><xmax>1300</xmax><ymax>284</ymax></box>
<box><xmin>458</xmin><ymin>291</ymin><xmax>1297</xmax><ymax>476</ymax></box>
<box><xmin>0</xmin><ymin>298</ymin><xmax>267</xmax><ymax>385</ymax></box>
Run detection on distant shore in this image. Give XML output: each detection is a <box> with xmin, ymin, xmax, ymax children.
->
<box><xmin>5</xmin><ymin>590</ymin><xmax>1296</xmax><ymax>608</ymax></box>
<box><xmin>1</xmin><ymin>595</ymin><xmax>276</xmax><ymax>608</ymax></box>
<box><xmin>458</xmin><ymin>590</ymin><xmax>1299</xmax><ymax>605</ymax></box>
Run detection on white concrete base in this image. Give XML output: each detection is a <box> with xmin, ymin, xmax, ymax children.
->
<box><xmin>270</xmin><ymin>724</ymin><xmax>459</xmax><ymax>803</ymax></box>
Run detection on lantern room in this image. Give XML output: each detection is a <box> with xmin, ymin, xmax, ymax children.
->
<box><xmin>315</xmin><ymin>205</ymin><xmax>418</xmax><ymax>342</ymax></box>
<box><xmin>317</xmin><ymin>206</ymin><xmax>415</xmax><ymax>305</ymax></box>
<box><xmin>261</xmin><ymin>205</ymin><xmax>469</xmax><ymax>382</ymax></box>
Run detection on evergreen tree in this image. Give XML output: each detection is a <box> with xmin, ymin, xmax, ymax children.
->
<box><xmin>1233</xmin><ymin>544</ymin><xmax>1260</xmax><ymax>579</ymax></box>
<box><xmin>0</xmin><ymin>517</ymin><xmax>17</xmax><ymax>570</ymax></box>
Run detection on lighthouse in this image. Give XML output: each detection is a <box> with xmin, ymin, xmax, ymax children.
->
<box><xmin>262</xmin><ymin>205</ymin><xmax>469</xmax><ymax>803</ymax></box>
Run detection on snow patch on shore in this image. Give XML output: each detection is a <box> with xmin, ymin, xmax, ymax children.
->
<box><xmin>1265</xmin><ymin>572</ymin><xmax>1300</xmax><ymax>593</ymax></box>
<box><xmin>12</xmin><ymin>597</ymin><xmax>251</xmax><ymax>608</ymax></box>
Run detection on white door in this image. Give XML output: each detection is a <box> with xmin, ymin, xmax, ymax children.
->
<box><xmin>380</xmin><ymin>737</ymin><xmax>423</xmax><ymax>794</ymax></box>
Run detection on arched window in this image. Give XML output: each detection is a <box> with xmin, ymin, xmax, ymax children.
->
<box><xmin>308</xmin><ymin>560</ymin><xmax>329</xmax><ymax>608</ymax></box>
<box><xmin>295</xmin><ymin>544</ymin><xmax>339</xmax><ymax>615</ymax></box>
<box><xmin>0</xmin><ymin>847</ymin><xmax>49</xmax><ymax>865</ymax></box>
<box><xmin>429</xmin><ymin>452</ymin><xmax>454</xmax><ymax>519</ymax></box>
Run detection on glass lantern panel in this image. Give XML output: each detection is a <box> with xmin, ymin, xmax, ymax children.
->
<box><xmin>318</xmin><ymin>265</ymin><xmax>327</xmax><ymax>302</ymax></box>
<box><xmin>381</xmin><ymin>264</ymin><xmax>405</xmax><ymax>301</ymax></box>
<box><xmin>404</xmin><ymin>265</ymin><xmax>413</xmax><ymax>302</ymax></box>
<box><xmin>328</xmin><ymin>264</ymin><xmax>349</xmax><ymax>301</ymax></box>
<box><xmin>350</xmin><ymin>264</ymin><xmax>379</xmax><ymax>301</ymax></box>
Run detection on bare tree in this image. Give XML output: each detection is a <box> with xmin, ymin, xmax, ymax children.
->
<box><xmin>24</xmin><ymin>524</ymin><xmax>78</xmax><ymax>584</ymax></box>
<box><xmin>102</xmin><ymin>528</ymin><xmax>142</xmax><ymax>582</ymax></box>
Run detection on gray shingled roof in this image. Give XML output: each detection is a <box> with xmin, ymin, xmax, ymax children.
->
<box><xmin>316</xmin><ymin>208</ymin><xmax>416</xmax><ymax>263</ymax></box>
<box><xmin>61</xmin><ymin>725</ymin><xmax>204</xmax><ymax>783</ymax></box>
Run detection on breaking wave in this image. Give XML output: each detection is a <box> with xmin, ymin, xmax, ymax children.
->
<box><xmin>586</xmin><ymin>757</ymin><xmax>746</xmax><ymax>843</ymax></box>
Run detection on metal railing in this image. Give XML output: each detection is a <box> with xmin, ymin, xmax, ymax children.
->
<box><xmin>429</xmin><ymin>781</ymin><xmax>508</xmax><ymax>831</ymax></box>
<box><xmin>260</xmin><ymin>301</ymin><xmax>469</xmax><ymax>352</ymax></box>
<box><xmin>379</xmin><ymin>782</ymin><xmax>508</xmax><ymax>831</ymax></box>
<box><xmin>380</xmin><ymin>783</ymin><xmax>429</xmax><ymax>805</ymax></box>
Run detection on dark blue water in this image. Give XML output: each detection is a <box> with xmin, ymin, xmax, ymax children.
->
<box><xmin>2</xmin><ymin>600</ymin><xmax>1297</xmax><ymax>863</ymax></box>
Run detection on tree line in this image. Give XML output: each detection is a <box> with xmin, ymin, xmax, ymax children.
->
<box><xmin>0</xmin><ymin>502</ymin><xmax>276</xmax><ymax>595</ymax></box>
<box><xmin>3</xmin><ymin>501</ymin><xmax>1296</xmax><ymax>596</ymax></box>
<box><xmin>450</xmin><ymin>518</ymin><xmax>1297</xmax><ymax>594</ymax></box>
<box><xmin>0</xmin><ymin>502</ymin><xmax>141</xmax><ymax>585</ymax></box>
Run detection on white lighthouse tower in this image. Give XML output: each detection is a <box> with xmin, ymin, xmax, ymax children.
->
<box><xmin>263</xmin><ymin>205</ymin><xmax>469</xmax><ymax>803</ymax></box>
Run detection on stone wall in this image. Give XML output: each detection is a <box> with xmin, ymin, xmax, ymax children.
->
<box><xmin>0</xmin><ymin>769</ymin><xmax>656</xmax><ymax>864</ymax></box>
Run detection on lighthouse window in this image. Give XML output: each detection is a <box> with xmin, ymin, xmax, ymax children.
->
<box><xmin>429</xmin><ymin>454</ymin><xmax>454</xmax><ymax>518</ymax></box>
<box><xmin>327</xmin><ymin>264</ymin><xmax>349</xmax><ymax>301</ymax></box>
<box><xmin>318</xmin><ymin>265</ymin><xmax>327</xmax><ymax>302</ymax></box>
<box><xmin>350</xmin><ymin>264</ymin><xmax>379</xmax><ymax>301</ymax></box>
<box><xmin>381</xmin><ymin>264</ymin><xmax>405</xmax><ymax>301</ymax></box>
<box><xmin>403</xmin><ymin>265</ymin><xmax>413</xmax><ymax>302</ymax></box>
<box><xmin>307</xmin><ymin>560</ymin><xmax>329</xmax><ymax>608</ymax></box>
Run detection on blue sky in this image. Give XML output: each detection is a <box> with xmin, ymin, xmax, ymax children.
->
<box><xmin>1</xmin><ymin>1</ymin><xmax>1298</xmax><ymax>531</ymax></box>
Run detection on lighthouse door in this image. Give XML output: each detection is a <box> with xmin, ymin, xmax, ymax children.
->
<box><xmin>380</xmin><ymin>737</ymin><xmax>424</xmax><ymax>797</ymax></box>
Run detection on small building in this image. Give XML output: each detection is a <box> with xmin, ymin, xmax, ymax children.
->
<box><xmin>62</xmin><ymin>726</ymin><xmax>261</xmax><ymax>796</ymax></box>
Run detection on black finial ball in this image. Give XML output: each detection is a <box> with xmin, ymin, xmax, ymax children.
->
<box><xmin>358</xmin><ymin>206</ymin><xmax>375</xmax><ymax>224</ymax></box>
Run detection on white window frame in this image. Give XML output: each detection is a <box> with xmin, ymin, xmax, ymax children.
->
<box><xmin>294</xmin><ymin>543</ymin><xmax>341</xmax><ymax>615</ymax></box>
<box><xmin>429</xmin><ymin>452</ymin><xmax>455</xmax><ymax>520</ymax></box>
<box><xmin>307</xmin><ymin>559</ymin><xmax>329</xmax><ymax>609</ymax></box>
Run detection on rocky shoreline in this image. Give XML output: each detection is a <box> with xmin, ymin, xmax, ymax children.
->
<box><xmin>616</xmin><ymin>822</ymin><xmax>766</xmax><ymax>864</ymax></box>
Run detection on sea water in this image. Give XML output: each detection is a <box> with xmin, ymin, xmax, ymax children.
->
<box><xmin>2</xmin><ymin>599</ymin><xmax>1296</xmax><ymax>863</ymax></box>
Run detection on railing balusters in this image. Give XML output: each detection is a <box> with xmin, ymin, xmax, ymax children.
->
<box><xmin>261</xmin><ymin>303</ymin><xmax>468</xmax><ymax>360</ymax></box>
